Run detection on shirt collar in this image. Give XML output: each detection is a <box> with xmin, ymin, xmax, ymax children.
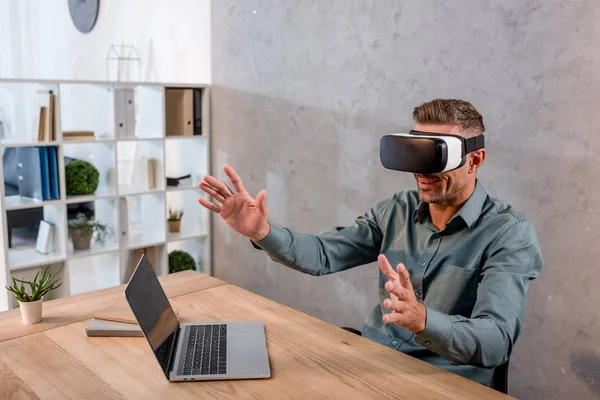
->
<box><xmin>412</xmin><ymin>180</ymin><xmax>488</xmax><ymax>228</ymax></box>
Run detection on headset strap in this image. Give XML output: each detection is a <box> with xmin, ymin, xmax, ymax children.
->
<box><xmin>464</xmin><ymin>134</ymin><xmax>485</xmax><ymax>153</ymax></box>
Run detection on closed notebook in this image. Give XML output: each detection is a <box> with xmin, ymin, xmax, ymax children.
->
<box><xmin>94</xmin><ymin>298</ymin><xmax>137</xmax><ymax>324</ymax></box>
<box><xmin>85</xmin><ymin>318</ymin><xmax>143</xmax><ymax>337</ymax></box>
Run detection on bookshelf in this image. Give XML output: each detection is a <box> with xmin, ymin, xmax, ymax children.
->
<box><xmin>0</xmin><ymin>79</ymin><xmax>212</xmax><ymax>311</ymax></box>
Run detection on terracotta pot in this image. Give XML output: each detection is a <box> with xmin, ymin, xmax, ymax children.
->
<box><xmin>168</xmin><ymin>220</ymin><xmax>181</xmax><ymax>233</ymax></box>
<box><xmin>71</xmin><ymin>229</ymin><xmax>92</xmax><ymax>250</ymax></box>
<box><xmin>19</xmin><ymin>298</ymin><xmax>43</xmax><ymax>324</ymax></box>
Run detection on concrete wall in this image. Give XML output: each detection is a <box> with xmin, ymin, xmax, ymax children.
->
<box><xmin>211</xmin><ymin>1</ymin><xmax>600</xmax><ymax>399</ymax></box>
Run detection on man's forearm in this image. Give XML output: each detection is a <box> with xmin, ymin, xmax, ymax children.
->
<box><xmin>414</xmin><ymin>308</ymin><xmax>513</xmax><ymax>368</ymax></box>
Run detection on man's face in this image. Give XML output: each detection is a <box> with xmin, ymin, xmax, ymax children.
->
<box><xmin>412</xmin><ymin>123</ymin><xmax>474</xmax><ymax>205</ymax></box>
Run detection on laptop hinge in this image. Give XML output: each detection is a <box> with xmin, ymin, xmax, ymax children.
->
<box><xmin>166</xmin><ymin>325</ymin><xmax>182</xmax><ymax>376</ymax></box>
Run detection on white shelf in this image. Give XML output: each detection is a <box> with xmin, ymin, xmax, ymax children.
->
<box><xmin>65</xmin><ymin>193</ymin><xmax>118</xmax><ymax>204</ymax></box>
<box><xmin>165</xmin><ymin>135</ymin><xmax>206</xmax><ymax>141</ymax></box>
<box><xmin>0</xmin><ymin>79</ymin><xmax>212</xmax><ymax>311</ymax></box>
<box><xmin>9</xmin><ymin>248</ymin><xmax>65</xmax><ymax>271</ymax></box>
<box><xmin>62</xmin><ymin>138</ymin><xmax>115</xmax><ymax>145</ymax></box>
<box><xmin>68</xmin><ymin>245</ymin><xmax>119</xmax><ymax>260</ymax></box>
<box><xmin>118</xmin><ymin>187</ymin><xmax>164</xmax><ymax>197</ymax></box>
<box><xmin>5</xmin><ymin>196</ymin><xmax>62</xmax><ymax>211</ymax></box>
<box><xmin>167</xmin><ymin>230</ymin><xmax>207</xmax><ymax>242</ymax></box>
<box><xmin>123</xmin><ymin>229</ymin><xmax>166</xmax><ymax>250</ymax></box>
<box><xmin>0</xmin><ymin>141</ymin><xmax>60</xmax><ymax>148</ymax></box>
<box><xmin>166</xmin><ymin>185</ymin><xmax>200</xmax><ymax>192</ymax></box>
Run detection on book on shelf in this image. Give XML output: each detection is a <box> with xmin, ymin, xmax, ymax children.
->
<box><xmin>13</xmin><ymin>146</ymin><xmax>61</xmax><ymax>201</ymax></box>
<box><xmin>62</xmin><ymin>130</ymin><xmax>95</xmax><ymax>141</ymax></box>
<box><xmin>35</xmin><ymin>90</ymin><xmax>56</xmax><ymax>142</ymax></box>
<box><xmin>35</xmin><ymin>220</ymin><xmax>55</xmax><ymax>255</ymax></box>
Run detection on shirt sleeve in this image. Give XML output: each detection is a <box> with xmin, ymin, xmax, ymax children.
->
<box><xmin>250</xmin><ymin>198</ymin><xmax>392</xmax><ymax>276</ymax></box>
<box><xmin>414</xmin><ymin>219</ymin><xmax>543</xmax><ymax>368</ymax></box>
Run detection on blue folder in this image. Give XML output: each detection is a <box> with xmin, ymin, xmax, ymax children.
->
<box><xmin>38</xmin><ymin>147</ymin><xmax>51</xmax><ymax>201</ymax></box>
<box><xmin>48</xmin><ymin>147</ymin><xmax>59</xmax><ymax>199</ymax></box>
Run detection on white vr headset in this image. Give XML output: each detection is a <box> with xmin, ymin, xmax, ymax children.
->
<box><xmin>380</xmin><ymin>130</ymin><xmax>485</xmax><ymax>174</ymax></box>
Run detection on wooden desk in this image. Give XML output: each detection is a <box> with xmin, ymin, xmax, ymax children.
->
<box><xmin>0</xmin><ymin>272</ymin><xmax>512</xmax><ymax>399</ymax></box>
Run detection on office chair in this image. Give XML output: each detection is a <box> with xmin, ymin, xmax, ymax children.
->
<box><xmin>342</xmin><ymin>327</ymin><xmax>509</xmax><ymax>394</ymax></box>
<box><xmin>491</xmin><ymin>360</ymin><xmax>509</xmax><ymax>394</ymax></box>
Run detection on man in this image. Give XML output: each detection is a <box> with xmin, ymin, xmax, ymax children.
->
<box><xmin>197</xmin><ymin>99</ymin><xmax>543</xmax><ymax>387</ymax></box>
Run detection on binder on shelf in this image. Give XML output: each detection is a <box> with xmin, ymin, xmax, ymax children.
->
<box><xmin>48</xmin><ymin>146</ymin><xmax>60</xmax><ymax>199</ymax></box>
<box><xmin>16</xmin><ymin>147</ymin><xmax>44</xmax><ymax>200</ymax></box>
<box><xmin>193</xmin><ymin>89</ymin><xmax>202</xmax><ymax>135</ymax></box>
<box><xmin>165</xmin><ymin>88</ymin><xmax>193</xmax><ymax>136</ymax></box>
<box><xmin>115</xmin><ymin>88</ymin><xmax>136</xmax><ymax>139</ymax></box>
<box><xmin>39</xmin><ymin>147</ymin><xmax>51</xmax><ymax>200</ymax></box>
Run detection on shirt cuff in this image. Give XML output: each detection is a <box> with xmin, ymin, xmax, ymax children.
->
<box><xmin>250</xmin><ymin>224</ymin><xmax>288</xmax><ymax>253</ymax></box>
<box><xmin>414</xmin><ymin>307</ymin><xmax>451</xmax><ymax>352</ymax></box>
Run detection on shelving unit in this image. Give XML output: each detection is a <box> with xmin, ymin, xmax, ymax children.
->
<box><xmin>0</xmin><ymin>79</ymin><xmax>212</xmax><ymax>311</ymax></box>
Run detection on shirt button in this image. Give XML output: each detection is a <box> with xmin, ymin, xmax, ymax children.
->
<box><xmin>392</xmin><ymin>341</ymin><xmax>398</xmax><ymax>346</ymax></box>
<box><xmin>415</xmin><ymin>289</ymin><xmax>421</xmax><ymax>296</ymax></box>
<box><xmin>424</xmin><ymin>340</ymin><xmax>431</xmax><ymax>345</ymax></box>
<box><xmin>420</xmin><ymin>262</ymin><xmax>426</xmax><ymax>267</ymax></box>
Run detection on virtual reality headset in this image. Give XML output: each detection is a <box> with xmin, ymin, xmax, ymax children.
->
<box><xmin>380</xmin><ymin>130</ymin><xmax>485</xmax><ymax>174</ymax></box>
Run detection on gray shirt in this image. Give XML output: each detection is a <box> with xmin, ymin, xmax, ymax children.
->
<box><xmin>252</xmin><ymin>180</ymin><xmax>543</xmax><ymax>386</ymax></box>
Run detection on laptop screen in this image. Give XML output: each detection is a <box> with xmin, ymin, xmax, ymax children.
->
<box><xmin>124</xmin><ymin>255</ymin><xmax>180</xmax><ymax>376</ymax></box>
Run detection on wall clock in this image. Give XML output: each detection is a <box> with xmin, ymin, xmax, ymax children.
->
<box><xmin>68</xmin><ymin>0</ymin><xmax>100</xmax><ymax>33</ymax></box>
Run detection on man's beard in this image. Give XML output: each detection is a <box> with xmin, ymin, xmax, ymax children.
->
<box><xmin>418</xmin><ymin>188</ymin><xmax>448</xmax><ymax>204</ymax></box>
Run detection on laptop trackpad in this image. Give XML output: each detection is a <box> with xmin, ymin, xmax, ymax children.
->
<box><xmin>227</xmin><ymin>321</ymin><xmax>265</xmax><ymax>336</ymax></box>
<box><xmin>227</xmin><ymin>326</ymin><xmax>270</xmax><ymax>378</ymax></box>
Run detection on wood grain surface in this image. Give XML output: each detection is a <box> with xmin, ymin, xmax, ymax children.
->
<box><xmin>0</xmin><ymin>274</ymin><xmax>513</xmax><ymax>399</ymax></box>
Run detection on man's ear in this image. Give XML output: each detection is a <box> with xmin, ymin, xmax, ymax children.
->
<box><xmin>469</xmin><ymin>150</ymin><xmax>486</xmax><ymax>173</ymax></box>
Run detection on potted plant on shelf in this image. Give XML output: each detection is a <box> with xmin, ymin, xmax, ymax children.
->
<box><xmin>168</xmin><ymin>250</ymin><xmax>196</xmax><ymax>273</ymax></box>
<box><xmin>5</xmin><ymin>263</ymin><xmax>64</xmax><ymax>324</ymax></box>
<box><xmin>65</xmin><ymin>159</ymin><xmax>100</xmax><ymax>196</ymax></box>
<box><xmin>167</xmin><ymin>207</ymin><xmax>184</xmax><ymax>233</ymax></box>
<box><xmin>68</xmin><ymin>213</ymin><xmax>112</xmax><ymax>250</ymax></box>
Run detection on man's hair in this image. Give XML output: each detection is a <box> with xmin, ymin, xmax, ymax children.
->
<box><xmin>412</xmin><ymin>99</ymin><xmax>485</xmax><ymax>137</ymax></box>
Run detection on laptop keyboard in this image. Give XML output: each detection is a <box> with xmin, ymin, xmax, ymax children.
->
<box><xmin>182</xmin><ymin>324</ymin><xmax>227</xmax><ymax>375</ymax></box>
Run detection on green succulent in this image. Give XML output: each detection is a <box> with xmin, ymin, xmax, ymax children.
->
<box><xmin>6</xmin><ymin>263</ymin><xmax>64</xmax><ymax>302</ymax></box>
<box><xmin>65</xmin><ymin>160</ymin><xmax>99</xmax><ymax>196</ymax></box>
<box><xmin>168</xmin><ymin>250</ymin><xmax>196</xmax><ymax>273</ymax></box>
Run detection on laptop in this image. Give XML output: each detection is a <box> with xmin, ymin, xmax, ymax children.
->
<box><xmin>124</xmin><ymin>254</ymin><xmax>271</xmax><ymax>381</ymax></box>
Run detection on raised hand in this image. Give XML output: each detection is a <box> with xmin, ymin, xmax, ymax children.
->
<box><xmin>378</xmin><ymin>254</ymin><xmax>427</xmax><ymax>334</ymax></box>
<box><xmin>198</xmin><ymin>165</ymin><xmax>270</xmax><ymax>242</ymax></box>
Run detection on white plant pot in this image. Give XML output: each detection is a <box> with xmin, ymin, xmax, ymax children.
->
<box><xmin>18</xmin><ymin>298</ymin><xmax>43</xmax><ymax>324</ymax></box>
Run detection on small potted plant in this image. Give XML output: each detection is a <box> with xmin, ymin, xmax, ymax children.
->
<box><xmin>68</xmin><ymin>212</ymin><xmax>112</xmax><ymax>250</ymax></box>
<box><xmin>167</xmin><ymin>207</ymin><xmax>184</xmax><ymax>233</ymax></box>
<box><xmin>168</xmin><ymin>250</ymin><xmax>196</xmax><ymax>273</ymax></box>
<box><xmin>65</xmin><ymin>159</ymin><xmax>100</xmax><ymax>196</ymax></box>
<box><xmin>5</xmin><ymin>263</ymin><xmax>63</xmax><ymax>324</ymax></box>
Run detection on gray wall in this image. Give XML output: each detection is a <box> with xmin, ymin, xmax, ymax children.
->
<box><xmin>211</xmin><ymin>1</ymin><xmax>600</xmax><ymax>399</ymax></box>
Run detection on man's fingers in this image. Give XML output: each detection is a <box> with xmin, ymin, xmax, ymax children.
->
<box><xmin>203</xmin><ymin>175</ymin><xmax>234</xmax><ymax>198</ymax></box>
<box><xmin>383</xmin><ymin>297</ymin><xmax>405</xmax><ymax>313</ymax></box>
<box><xmin>378</xmin><ymin>254</ymin><xmax>399</xmax><ymax>281</ymax></box>
<box><xmin>198</xmin><ymin>182</ymin><xmax>226</xmax><ymax>203</ymax></box>
<box><xmin>383</xmin><ymin>312</ymin><xmax>405</xmax><ymax>325</ymax></box>
<box><xmin>396</xmin><ymin>263</ymin><xmax>412</xmax><ymax>290</ymax></box>
<box><xmin>223</xmin><ymin>164</ymin><xmax>246</xmax><ymax>194</ymax></box>
<box><xmin>255</xmin><ymin>190</ymin><xmax>268</xmax><ymax>213</ymax></box>
<box><xmin>384</xmin><ymin>280</ymin><xmax>408</xmax><ymax>301</ymax></box>
<box><xmin>198</xmin><ymin>197</ymin><xmax>223</xmax><ymax>213</ymax></box>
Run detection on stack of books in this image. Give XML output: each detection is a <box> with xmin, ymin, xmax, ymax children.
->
<box><xmin>16</xmin><ymin>146</ymin><xmax>60</xmax><ymax>201</ymax></box>
<box><xmin>63</xmin><ymin>131</ymin><xmax>95</xmax><ymax>141</ymax></box>
<box><xmin>166</xmin><ymin>174</ymin><xmax>192</xmax><ymax>188</ymax></box>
